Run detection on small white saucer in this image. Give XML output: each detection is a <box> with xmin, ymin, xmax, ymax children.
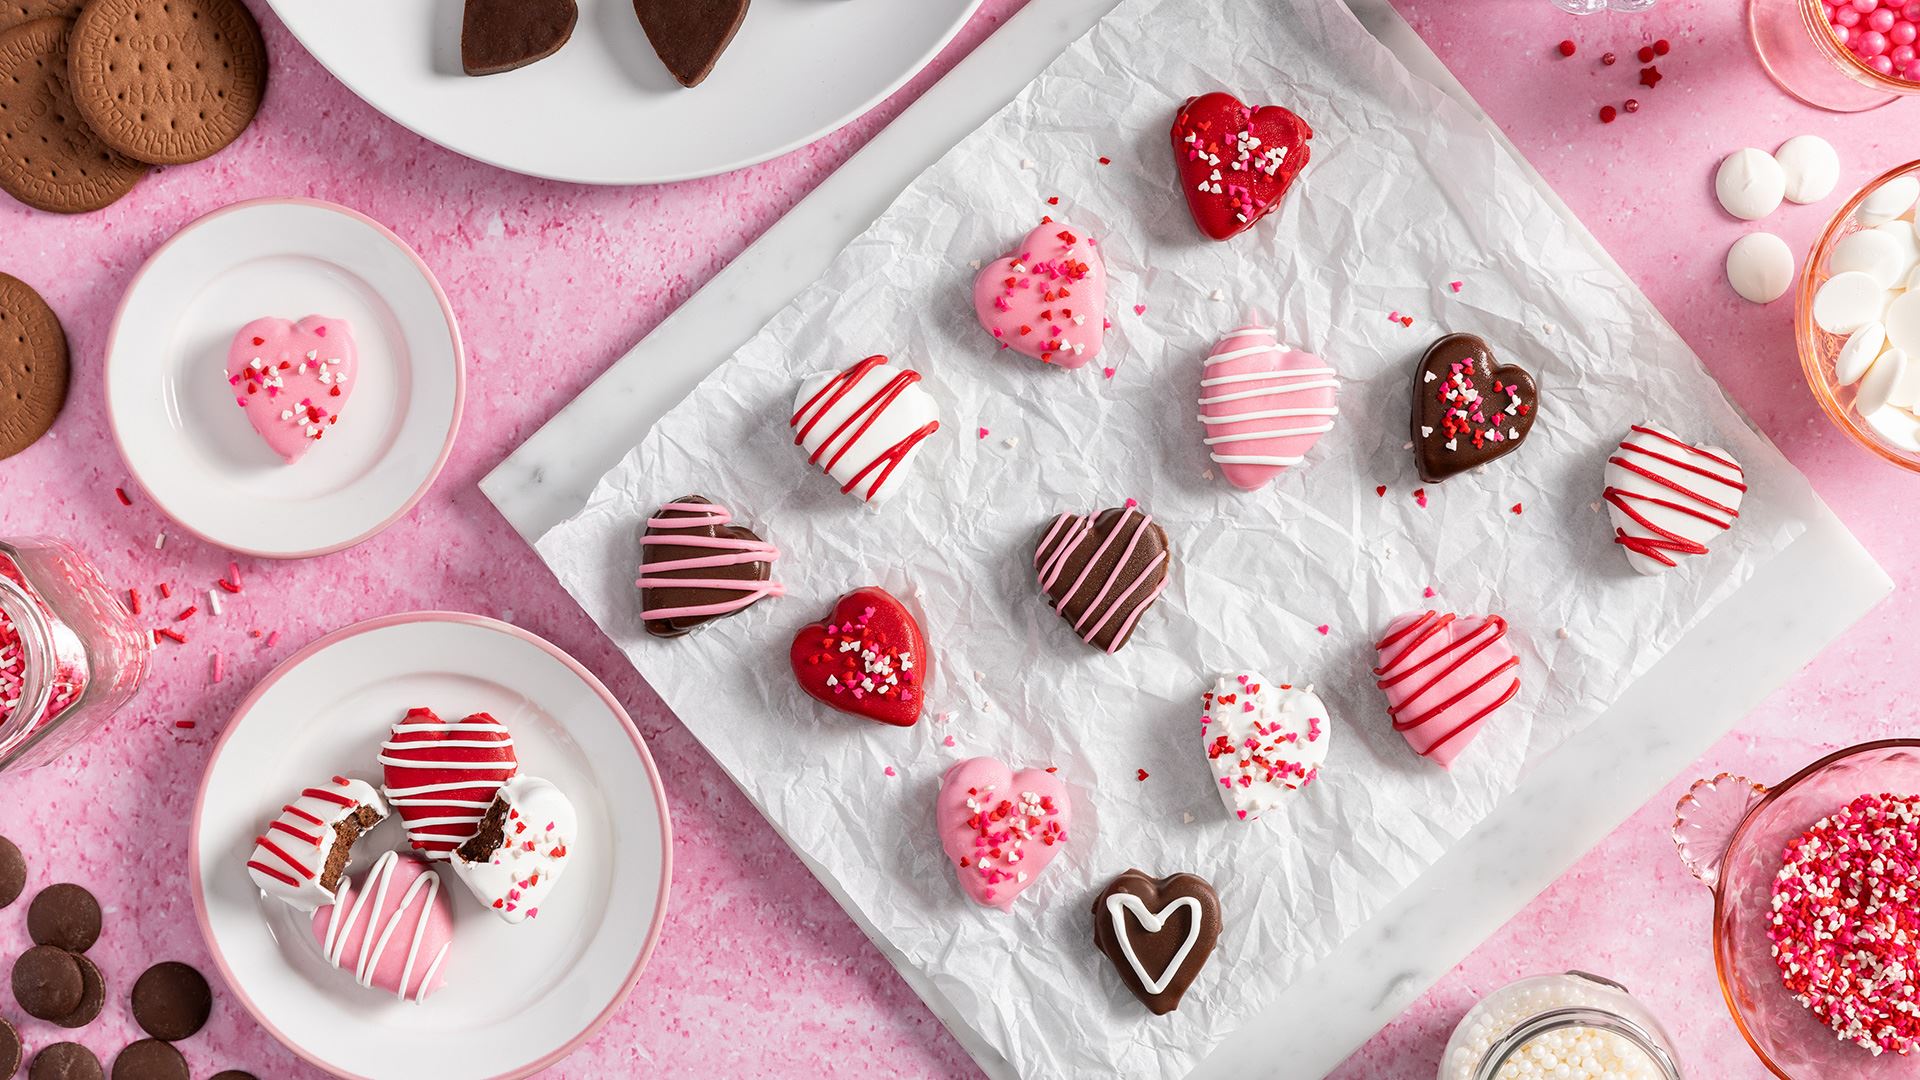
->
<box><xmin>106</xmin><ymin>198</ymin><xmax>464</xmax><ymax>558</ymax></box>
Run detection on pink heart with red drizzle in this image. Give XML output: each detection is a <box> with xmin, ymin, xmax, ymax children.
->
<box><xmin>378</xmin><ymin>707</ymin><xmax>518</xmax><ymax>859</ymax></box>
<box><xmin>226</xmin><ymin>315</ymin><xmax>357</xmax><ymax>464</ymax></box>
<box><xmin>936</xmin><ymin>756</ymin><xmax>1071</xmax><ymax>911</ymax></box>
<box><xmin>971</xmin><ymin>220</ymin><xmax>1107</xmax><ymax>369</ymax></box>
<box><xmin>1371</xmin><ymin>610</ymin><xmax>1519</xmax><ymax>769</ymax></box>
<box><xmin>1171</xmin><ymin>92</ymin><xmax>1313</xmax><ymax>242</ymax></box>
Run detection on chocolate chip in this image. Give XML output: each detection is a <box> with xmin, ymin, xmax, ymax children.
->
<box><xmin>28</xmin><ymin>884</ymin><xmax>102</xmax><ymax>953</ymax></box>
<box><xmin>12</xmin><ymin>944</ymin><xmax>83</xmax><ymax>1020</ymax></box>
<box><xmin>0</xmin><ymin>1016</ymin><xmax>21</xmax><ymax>1079</ymax></box>
<box><xmin>108</xmin><ymin>1041</ymin><xmax>186</xmax><ymax>1080</ymax></box>
<box><xmin>130</xmin><ymin>962</ymin><xmax>211</xmax><ymax>1042</ymax></box>
<box><xmin>0</xmin><ymin>834</ymin><xmax>25</xmax><ymax>909</ymax></box>
<box><xmin>51</xmin><ymin>951</ymin><xmax>106</xmax><ymax>1028</ymax></box>
<box><xmin>29</xmin><ymin>1043</ymin><xmax>102</xmax><ymax>1080</ymax></box>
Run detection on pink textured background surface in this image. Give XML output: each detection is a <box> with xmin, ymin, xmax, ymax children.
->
<box><xmin>0</xmin><ymin>0</ymin><xmax>1911</xmax><ymax>1077</ymax></box>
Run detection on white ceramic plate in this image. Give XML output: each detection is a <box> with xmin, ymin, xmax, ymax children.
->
<box><xmin>191</xmin><ymin>614</ymin><xmax>671</xmax><ymax>1080</ymax></box>
<box><xmin>263</xmin><ymin>0</ymin><xmax>983</xmax><ymax>184</ymax></box>
<box><xmin>105</xmin><ymin>199</ymin><xmax>464</xmax><ymax>559</ymax></box>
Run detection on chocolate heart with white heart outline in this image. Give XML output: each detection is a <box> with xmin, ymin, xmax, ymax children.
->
<box><xmin>1603</xmin><ymin>423</ymin><xmax>1746</xmax><ymax>575</ymax></box>
<box><xmin>936</xmin><ymin>756</ymin><xmax>1070</xmax><ymax>911</ymax></box>
<box><xmin>1199</xmin><ymin>324</ymin><xmax>1339</xmax><ymax>490</ymax></box>
<box><xmin>971</xmin><ymin>220</ymin><xmax>1108</xmax><ymax>369</ymax></box>
<box><xmin>226</xmin><ymin>316</ymin><xmax>356</xmax><ymax>465</ymax></box>
<box><xmin>1410</xmin><ymin>333</ymin><xmax>1538</xmax><ymax>483</ymax></box>
<box><xmin>1092</xmin><ymin>869</ymin><xmax>1222</xmax><ymax>1014</ymax></box>
<box><xmin>1171</xmin><ymin>92</ymin><xmax>1313</xmax><ymax>242</ymax></box>
<box><xmin>1371</xmin><ymin>610</ymin><xmax>1519</xmax><ymax>768</ymax></box>
<box><xmin>379</xmin><ymin>707</ymin><xmax>518</xmax><ymax>859</ymax></box>
<box><xmin>788</xmin><ymin>587</ymin><xmax>926</xmax><ymax>727</ymax></box>
<box><xmin>1201</xmin><ymin>671</ymin><xmax>1330</xmax><ymax>821</ymax></box>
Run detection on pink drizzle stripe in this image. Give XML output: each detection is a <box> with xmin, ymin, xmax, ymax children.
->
<box><xmin>1034</xmin><ymin>507</ymin><xmax>1168</xmax><ymax>653</ymax></box>
<box><xmin>636</xmin><ymin>501</ymin><xmax>785</xmax><ymax>621</ymax></box>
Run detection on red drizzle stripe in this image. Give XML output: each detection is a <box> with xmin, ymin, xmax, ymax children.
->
<box><xmin>302</xmin><ymin>786</ymin><xmax>356</xmax><ymax>808</ymax></box>
<box><xmin>268</xmin><ymin>821</ymin><xmax>322</xmax><ymax>845</ymax></box>
<box><xmin>253</xmin><ymin>837</ymin><xmax>315</xmax><ymax>879</ymax></box>
<box><xmin>245</xmin><ymin>860</ymin><xmax>301</xmax><ymax>888</ymax></box>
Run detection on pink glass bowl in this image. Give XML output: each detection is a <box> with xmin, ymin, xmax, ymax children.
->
<box><xmin>1673</xmin><ymin>741</ymin><xmax>1920</xmax><ymax>1078</ymax></box>
<box><xmin>1750</xmin><ymin>0</ymin><xmax>1920</xmax><ymax>112</ymax></box>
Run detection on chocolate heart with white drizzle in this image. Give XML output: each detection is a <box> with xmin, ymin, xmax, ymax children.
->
<box><xmin>1092</xmin><ymin>869</ymin><xmax>1222</xmax><ymax>1015</ymax></box>
<box><xmin>1410</xmin><ymin>333</ymin><xmax>1537</xmax><ymax>483</ymax></box>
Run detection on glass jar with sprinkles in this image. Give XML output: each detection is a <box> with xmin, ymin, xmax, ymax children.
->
<box><xmin>0</xmin><ymin>537</ymin><xmax>151</xmax><ymax>773</ymax></box>
<box><xmin>1440</xmin><ymin>972</ymin><xmax>1683</xmax><ymax>1080</ymax></box>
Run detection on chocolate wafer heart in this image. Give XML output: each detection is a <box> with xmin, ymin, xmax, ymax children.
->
<box><xmin>462</xmin><ymin>0</ymin><xmax>577</xmax><ymax>76</ymax></box>
<box><xmin>637</xmin><ymin>495</ymin><xmax>783</xmax><ymax>638</ymax></box>
<box><xmin>378</xmin><ymin>708</ymin><xmax>518</xmax><ymax>860</ymax></box>
<box><xmin>1033</xmin><ymin>503</ymin><xmax>1171</xmax><ymax>653</ymax></box>
<box><xmin>0</xmin><ymin>19</ymin><xmax>147</xmax><ymax>214</ymax></box>
<box><xmin>1410</xmin><ymin>334</ymin><xmax>1538</xmax><ymax>483</ymax></box>
<box><xmin>1093</xmin><ymin>869</ymin><xmax>1222</xmax><ymax>1015</ymax></box>
<box><xmin>633</xmin><ymin>0</ymin><xmax>748</xmax><ymax>88</ymax></box>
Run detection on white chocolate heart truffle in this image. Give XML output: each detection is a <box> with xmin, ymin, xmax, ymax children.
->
<box><xmin>1603</xmin><ymin>424</ymin><xmax>1745</xmax><ymax>574</ymax></box>
<box><xmin>448</xmin><ymin>776</ymin><xmax>577</xmax><ymax>924</ymax></box>
<box><xmin>1716</xmin><ymin>148</ymin><xmax>1786</xmax><ymax>221</ymax></box>
<box><xmin>1201</xmin><ymin>672</ymin><xmax>1329</xmax><ymax>820</ymax></box>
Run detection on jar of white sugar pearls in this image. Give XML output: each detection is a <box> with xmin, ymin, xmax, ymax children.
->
<box><xmin>1440</xmin><ymin>972</ymin><xmax>1683</xmax><ymax>1080</ymax></box>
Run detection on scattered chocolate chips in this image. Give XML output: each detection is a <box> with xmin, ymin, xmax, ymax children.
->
<box><xmin>130</xmin><ymin>962</ymin><xmax>211</xmax><ymax>1042</ymax></box>
<box><xmin>30</xmin><ymin>1042</ymin><xmax>103</xmax><ymax>1080</ymax></box>
<box><xmin>28</xmin><ymin>884</ymin><xmax>102</xmax><ymax>952</ymax></box>
<box><xmin>12</xmin><ymin>944</ymin><xmax>83</xmax><ymax>1020</ymax></box>
<box><xmin>51</xmin><ymin>951</ymin><xmax>106</xmax><ymax>1029</ymax></box>
<box><xmin>108</xmin><ymin>1041</ymin><xmax>186</xmax><ymax>1080</ymax></box>
<box><xmin>0</xmin><ymin>834</ymin><xmax>24</xmax><ymax>908</ymax></box>
<box><xmin>0</xmin><ymin>1016</ymin><xmax>20</xmax><ymax>1078</ymax></box>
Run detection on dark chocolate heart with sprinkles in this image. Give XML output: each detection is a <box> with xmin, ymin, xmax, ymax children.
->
<box><xmin>638</xmin><ymin>495</ymin><xmax>783</xmax><ymax>638</ymax></box>
<box><xmin>1033</xmin><ymin>504</ymin><xmax>1172</xmax><ymax>654</ymax></box>
<box><xmin>1410</xmin><ymin>333</ymin><xmax>1538</xmax><ymax>483</ymax></box>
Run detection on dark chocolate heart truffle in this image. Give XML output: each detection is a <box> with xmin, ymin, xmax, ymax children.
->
<box><xmin>1409</xmin><ymin>333</ymin><xmax>1538</xmax><ymax>483</ymax></box>
<box><xmin>638</xmin><ymin>495</ymin><xmax>783</xmax><ymax>637</ymax></box>
<box><xmin>1033</xmin><ymin>505</ymin><xmax>1171</xmax><ymax>653</ymax></box>
<box><xmin>1092</xmin><ymin>869</ymin><xmax>1222</xmax><ymax>1015</ymax></box>
<box><xmin>461</xmin><ymin>0</ymin><xmax>577</xmax><ymax>76</ymax></box>
<box><xmin>633</xmin><ymin>0</ymin><xmax>748</xmax><ymax>88</ymax></box>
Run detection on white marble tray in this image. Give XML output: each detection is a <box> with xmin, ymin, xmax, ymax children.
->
<box><xmin>480</xmin><ymin>1</ymin><xmax>1893</xmax><ymax>1075</ymax></box>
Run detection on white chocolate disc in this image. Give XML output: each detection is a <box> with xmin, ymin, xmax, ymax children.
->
<box><xmin>1885</xmin><ymin>349</ymin><xmax>1920</xmax><ymax>409</ymax></box>
<box><xmin>1836</xmin><ymin>323</ymin><xmax>1888</xmax><ymax>387</ymax></box>
<box><xmin>1775</xmin><ymin>135</ymin><xmax>1840</xmax><ymax>204</ymax></box>
<box><xmin>1716</xmin><ymin>148</ymin><xmax>1786</xmax><ymax>221</ymax></box>
<box><xmin>1855</xmin><ymin>345</ymin><xmax>1903</xmax><ymax>417</ymax></box>
<box><xmin>1726</xmin><ymin>233</ymin><xmax>1794</xmax><ymax>304</ymax></box>
<box><xmin>1875</xmin><ymin>220</ymin><xmax>1920</xmax><ymax>279</ymax></box>
<box><xmin>1887</xmin><ymin>291</ymin><xmax>1920</xmax><ymax>355</ymax></box>
<box><xmin>1857</xmin><ymin>175</ymin><xmax>1920</xmax><ymax>226</ymax></box>
<box><xmin>1831</xmin><ymin>229</ymin><xmax>1909</xmax><ymax>288</ymax></box>
<box><xmin>1865</xmin><ymin>402</ymin><xmax>1920</xmax><ymax>452</ymax></box>
<box><xmin>1814</xmin><ymin>271</ymin><xmax>1891</xmax><ymax>335</ymax></box>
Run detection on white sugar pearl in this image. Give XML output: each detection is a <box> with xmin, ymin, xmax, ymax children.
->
<box><xmin>1775</xmin><ymin>135</ymin><xmax>1840</xmax><ymax>204</ymax></box>
<box><xmin>1815</xmin><ymin>271</ymin><xmax>1893</xmax><ymax>335</ymax></box>
<box><xmin>1726</xmin><ymin>232</ymin><xmax>1794</xmax><ymax>304</ymax></box>
<box><xmin>1886</xmin><ymin>291</ymin><xmax>1920</xmax><ymax>355</ymax></box>
<box><xmin>1831</xmin><ymin>229</ymin><xmax>1910</xmax><ymax>288</ymax></box>
<box><xmin>1856</xmin><ymin>345</ymin><xmax>1903</xmax><ymax>417</ymax></box>
<box><xmin>1857</xmin><ymin>175</ymin><xmax>1920</xmax><ymax>226</ymax></box>
<box><xmin>1836</xmin><ymin>323</ymin><xmax>1888</xmax><ymax>386</ymax></box>
<box><xmin>1717</xmin><ymin>148</ymin><xmax>1787</xmax><ymax>221</ymax></box>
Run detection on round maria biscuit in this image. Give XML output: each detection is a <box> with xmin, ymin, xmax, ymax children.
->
<box><xmin>0</xmin><ymin>1</ymin><xmax>83</xmax><ymax>35</ymax></box>
<box><xmin>130</xmin><ymin>961</ymin><xmax>210</xmax><ymax>1041</ymax></box>
<box><xmin>30</xmin><ymin>1042</ymin><xmax>103</xmax><ymax>1080</ymax></box>
<box><xmin>0</xmin><ymin>18</ymin><xmax>148</xmax><ymax>213</ymax></box>
<box><xmin>0</xmin><ymin>272</ymin><xmax>71</xmax><ymax>460</ymax></box>
<box><xmin>28</xmin><ymin>882</ymin><xmax>102</xmax><ymax>952</ymax></box>
<box><xmin>66</xmin><ymin>0</ymin><xmax>265</xmax><ymax>166</ymax></box>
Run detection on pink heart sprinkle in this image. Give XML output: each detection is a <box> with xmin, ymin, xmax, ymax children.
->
<box><xmin>1133</xmin><ymin>304</ymin><xmax>1147</xmax><ymax>316</ymax></box>
<box><xmin>1450</xmin><ymin>281</ymin><xmax>1463</xmax><ymax>293</ymax></box>
<box><xmin>1316</xmin><ymin>624</ymin><xmax>1330</xmax><ymax>635</ymax></box>
<box><xmin>1423</xmin><ymin>586</ymin><xmax>1436</xmax><ymax>598</ymax></box>
<box><xmin>977</xmin><ymin>427</ymin><xmax>989</xmax><ymax>439</ymax></box>
<box><xmin>943</xmin><ymin>735</ymin><xmax>956</xmax><ymax>747</ymax></box>
<box><xmin>883</xmin><ymin>766</ymin><xmax>896</xmax><ymax>777</ymax></box>
<box><xmin>1102</xmin><ymin>366</ymin><xmax>1116</xmax><ymax>379</ymax></box>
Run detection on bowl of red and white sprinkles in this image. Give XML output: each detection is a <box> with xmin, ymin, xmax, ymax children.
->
<box><xmin>1671</xmin><ymin>741</ymin><xmax>1920</xmax><ymax>1079</ymax></box>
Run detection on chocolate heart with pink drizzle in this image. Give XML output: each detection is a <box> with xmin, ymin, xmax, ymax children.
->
<box><xmin>226</xmin><ymin>315</ymin><xmax>356</xmax><ymax>464</ymax></box>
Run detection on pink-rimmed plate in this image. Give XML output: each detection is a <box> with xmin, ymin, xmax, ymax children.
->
<box><xmin>190</xmin><ymin>613</ymin><xmax>670</xmax><ymax>1080</ymax></box>
<box><xmin>105</xmin><ymin>198</ymin><xmax>464</xmax><ymax>559</ymax></box>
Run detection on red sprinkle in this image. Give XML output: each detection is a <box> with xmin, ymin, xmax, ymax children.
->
<box><xmin>156</xmin><ymin>628</ymin><xmax>187</xmax><ymax>644</ymax></box>
<box><xmin>176</xmin><ymin>605</ymin><xmax>198</xmax><ymax>621</ymax></box>
<box><xmin>1315</xmin><ymin>624</ymin><xmax>1330</xmax><ymax>635</ymax></box>
<box><xmin>158</xmin><ymin>583</ymin><xmax>172</xmax><ymax>599</ymax></box>
<box><xmin>1097</xmin><ymin>156</ymin><xmax>1111</xmax><ymax>166</ymax></box>
<box><xmin>1637</xmin><ymin>45</ymin><xmax>1656</xmax><ymax>62</ymax></box>
<box><xmin>114</xmin><ymin>487</ymin><xmax>132</xmax><ymax>506</ymax></box>
<box><xmin>1046</xmin><ymin>196</ymin><xmax>1060</xmax><ymax>206</ymax></box>
<box><xmin>127</xmin><ymin>589</ymin><xmax>142</xmax><ymax>615</ymax></box>
<box><xmin>1413</xmin><ymin>488</ymin><xmax>1428</xmax><ymax>509</ymax></box>
<box><xmin>1375</xmin><ymin>485</ymin><xmax>1387</xmax><ymax>497</ymax></box>
<box><xmin>1599</xmin><ymin>105</ymin><xmax>1619</xmax><ymax>123</ymax></box>
<box><xmin>175</xmin><ymin>721</ymin><xmax>196</xmax><ymax>729</ymax></box>
<box><xmin>1602</xmin><ymin>51</ymin><xmax>1617</xmax><ymax>65</ymax></box>
<box><xmin>1511</xmin><ymin>502</ymin><xmax>1524</xmax><ymax>515</ymax></box>
<box><xmin>217</xmin><ymin>579</ymin><xmax>241</xmax><ymax>593</ymax></box>
<box><xmin>1653</xmin><ymin>38</ymin><xmax>1671</xmax><ymax>56</ymax></box>
<box><xmin>1557</xmin><ymin>39</ymin><xmax>1576</xmax><ymax>57</ymax></box>
<box><xmin>1135</xmin><ymin>769</ymin><xmax>1149</xmax><ymax>781</ymax></box>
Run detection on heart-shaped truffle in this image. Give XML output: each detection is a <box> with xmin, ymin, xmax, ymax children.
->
<box><xmin>244</xmin><ymin>776</ymin><xmax>388</xmax><ymax>911</ymax></box>
<box><xmin>462</xmin><ymin>0</ymin><xmax>577</xmax><ymax>76</ymax></box>
<box><xmin>1171</xmin><ymin>92</ymin><xmax>1313</xmax><ymax>242</ymax></box>
<box><xmin>790</xmin><ymin>355</ymin><xmax>941</xmax><ymax>504</ymax></box>
<box><xmin>379</xmin><ymin>708</ymin><xmax>519</xmax><ymax>859</ymax></box>
<box><xmin>1033</xmin><ymin>504</ymin><xmax>1171</xmax><ymax>653</ymax></box>
<box><xmin>311</xmin><ymin>852</ymin><xmax>453</xmax><ymax>1003</ymax></box>
<box><xmin>789</xmin><ymin>587</ymin><xmax>926</xmax><ymax>727</ymax></box>
<box><xmin>1093</xmin><ymin>869</ymin><xmax>1222</xmax><ymax>1014</ymax></box>
<box><xmin>971</xmin><ymin>220</ymin><xmax>1108</xmax><ymax>369</ymax></box>
<box><xmin>226</xmin><ymin>316</ymin><xmax>356</xmax><ymax>465</ymax></box>
<box><xmin>1372</xmin><ymin>610</ymin><xmax>1519</xmax><ymax>768</ymax></box>
<box><xmin>936</xmin><ymin>756</ymin><xmax>1070</xmax><ymax>911</ymax></box>
<box><xmin>634</xmin><ymin>0</ymin><xmax>749</xmax><ymax>88</ymax></box>
<box><xmin>1201</xmin><ymin>672</ymin><xmax>1329</xmax><ymax>821</ymax></box>
<box><xmin>1603</xmin><ymin>424</ymin><xmax>1746</xmax><ymax>575</ymax></box>
<box><xmin>1199</xmin><ymin>324</ymin><xmax>1338</xmax><ymax>489</ymax></box>
<box><xmin>637</xmin><ymin>495</ymin><xmax>783</xmax><ymax>637</ymax></box>
<box><xmin>1410</xmin><ymin>334</ymin><xmax>1538</xmax><ymax>483</ymax></box>
<box><xmin>449</xmin><ymin>776</ymin><xmax>576</xmax><ymax>924</ymax></box>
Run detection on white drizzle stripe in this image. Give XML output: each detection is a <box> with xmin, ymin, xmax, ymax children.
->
<box><xmin>1197</xmin><ymin>406</ymin><xmax>1339</xmax><ymax>424</ymax></box>
<box><xmin>381</xmin><ymin>739</ymin><xmax>516</xmax><ymax>750</ymax></box>
<box><xmin>1107</xmin><ymin>893</ymin><xmax>1205</xmax><ymax>996</ymax></box>
<box><xmin>1199</xmin><ymin>368</ymin><xmax>1336</xmax><ymax>387</ymax></box>
<box><xmin>1198</xmin><ymin>381</ymin><xmax>1340</xmax><ymax>406</ymax></box>
<box><xmin>378</xmin><ymin>756</ymin><xmax>521</xmax><ymax>770</ymax></box>
<box><xmin>1203</xmin><ymin>343</ymin><xmax>1287</xmax><ymax>365</ymax></box>
<box><xmin>1204</xmin><ymin>422</ymin><xmax>1337</xmax><ymax>445</ymax></box>
<box><xmin>319</xmin><ymin>852</ymin><xmax>447</xmax><ymax>1003</ymax></box>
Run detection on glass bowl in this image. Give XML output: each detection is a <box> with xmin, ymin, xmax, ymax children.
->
<box><xmin>1673</xmin><ymin>741</ymin><xmax>1920</xmax><ymax>1077</ymax></box>
<box><xmin>1796</xmin><ymin>160</ymin><xmax>1920</xmax><ymax>474</ymax></box>
<box><xmin>1750</xmin><ymin>0</ymin><xmax>1920</xmax><ymax>112</ymax></box>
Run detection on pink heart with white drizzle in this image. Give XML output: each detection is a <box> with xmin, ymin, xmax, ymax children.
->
<box><xmin>936</xmin><ymin>756</ymin><xmax>1071</xmax><ymax>911</ymax></box>
<box><xmin>226</xmin><ymin>315</ymin><xmax>357</xmax><ymax>464</ymax></box>
<box><xmin>1199</xmin><ymin>324</ymin><xmax>1338</xmax><ymax>490</ymax></box>
<box><xmin>971</xmin><ymin>220</ymin><xmax>1108</xmax><ymax>369</ymax></box>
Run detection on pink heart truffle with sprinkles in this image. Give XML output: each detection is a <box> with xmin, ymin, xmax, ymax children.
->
<box><xmin>936</xmin><ymin>756</ymin><xmax>1071</xmax><ymax>911</ymax></box>
<box><xmin>226</xmin><ymin>315</ymin><xmax>357</xmax><ymax>464</ymax></box>
<box><xmin>971</xmin><ymin>220</ymin><xmax>1108</xmax><ymax>369</ymax></box>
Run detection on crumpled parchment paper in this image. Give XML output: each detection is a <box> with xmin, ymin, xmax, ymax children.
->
<box><xmin>533</xmin><ymin>0</ymin><xmax>1811</xmax><ymax>1075</ymax></box>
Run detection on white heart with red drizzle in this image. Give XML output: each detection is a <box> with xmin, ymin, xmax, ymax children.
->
<box><xmin>790</xmin><ymin>355</ymin><xmax>941</xmax><ymax>504</ymax></box>
<box><xmin>1603</xmin><ymin>423</ymin><xmax>1746</xmax><ymax>575</ymax></box>
<box><xmin>1200</xmin><ymin>672</ymin><xmax>1329</xmax><ymax>821</ymax></box>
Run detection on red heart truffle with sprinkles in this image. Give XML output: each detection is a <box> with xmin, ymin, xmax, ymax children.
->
<box><xmin>788</xmin><ymin>587</ymin><xmax>926</xmax><ymax>727</ymax></box>
<box><xmin>1410</xmin><ymin>333</ymin><xmax>1538</xmax><ymax>483</ymax></box>
<box><xmin>971</xmin><ymin>220</ymin><xmax>1109</xmax><ymax>369</ymax></box>
<box><xmin>1371</xmin><ymin>610</ymin><xmax>1519</xmax><ymax>768</ymax></box>
<box><xmin>379</xmin><ymin>708</ymin><xmax>519</xmax><ymax>859</ymax></box>
<box><xmin>1171</xmin><ymin>92</ymin><xmax>1313</xmax><ymax>242</ymax></box>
